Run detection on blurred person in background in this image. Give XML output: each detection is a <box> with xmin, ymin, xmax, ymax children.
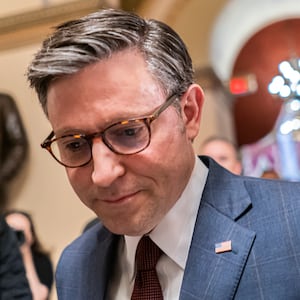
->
<box><xmin>4</xmin><ymin>210</ymin><xmax>53</xmax><ymax>300</ymax></box>
<box><xmin>0</xmin><ymin>93</ymin><xmax>28</xmax><ymax>212</ymax></box>
<box><xmin>199</xmin><ymin>136</ymin><xmax>242</xmax><ymax>175</ymax></box>
<box><xmin>0</xmin><ymin>215</ymin><xmax>32</xmax><ymax>299</ymax></box>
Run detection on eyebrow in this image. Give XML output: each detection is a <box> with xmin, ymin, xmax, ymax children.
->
<box><xmin>54</xmin><ymin>111</ymin><xmax>152</xmax><ymax>138</ymax></box>
<box><xmin>53</xmin><ymin>96</ymin><xmax>169</xmax><ymax>138</ymax></box>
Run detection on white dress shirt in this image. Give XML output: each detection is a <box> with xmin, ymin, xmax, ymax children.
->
<box><xmin>108</xmin><ymin>156</ymin><xmax>208</xmax><ymax>299</ymax></box>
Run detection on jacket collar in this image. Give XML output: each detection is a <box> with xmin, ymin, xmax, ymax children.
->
<box><xmin>200</xmin><ymin>155</ymin><xmax>252</xmax><ymax>220</ymax></box>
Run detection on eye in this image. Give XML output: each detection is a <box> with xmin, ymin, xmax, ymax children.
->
<box><xmin>59</xmin><ymin>136</ymin><xmax>88</xmax><ymax>153</ymax></box>
<box><xmin>121</xmin><ymin>126</ymin><xmax>144</xmax><ymax>137</ymax></box>
<box><xmin>105</xmin><ymin>120</ymin><xmax>149</xmax><ymax>150</ymax></box>
<box><xmin>110</xmin><ymin>121</ymin><xmax>146</xmax><ymax>138</ymax></box>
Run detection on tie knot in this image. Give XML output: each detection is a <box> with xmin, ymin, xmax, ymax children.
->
<box><xmin>135</xmin><ymin>236</ymin><xmax>162</xmax><ymax>271</ymax></box>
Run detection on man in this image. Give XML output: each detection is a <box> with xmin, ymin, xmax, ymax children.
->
<box><xmin>27</xmin><ymin>8</ymin><xmax>300</xmax><ymax>299</ymax></box>
<box><xmin>199</xmin><ymin>136</ymin><xmax>242</xmax><ymax>175</ymax></box>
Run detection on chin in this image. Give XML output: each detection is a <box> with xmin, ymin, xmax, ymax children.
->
<box><xmin>105</xmin><ymin>219</ymin><xmax>153</xmax><ymax>236</ymax></box>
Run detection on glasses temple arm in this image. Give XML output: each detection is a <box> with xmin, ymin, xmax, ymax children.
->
<box><xmin>41</xmin><ymin>131</ymin><xmax>55</xmax><ymax>148</ymax></box>
<box><xmin>152</xmin><ymin>94</ymin><xmax>178</xmax><ymax>119</ymax></box>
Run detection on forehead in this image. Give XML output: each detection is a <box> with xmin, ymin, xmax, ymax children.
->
<box><xmin>47</xmin><ymin>49</ymin><xmax>164</xmax><ymax>133</ymax></box>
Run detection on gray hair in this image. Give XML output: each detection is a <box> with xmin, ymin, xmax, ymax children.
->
<box><xmin>27</xmin><ymin>8</ymin><xmax>194</xmax><ymax>116</ymax></box>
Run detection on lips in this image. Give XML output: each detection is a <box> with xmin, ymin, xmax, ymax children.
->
<box><xmin>102</xmin><ymin>191</ymin><xmax>139</xmax><ymax>204</ymax></box>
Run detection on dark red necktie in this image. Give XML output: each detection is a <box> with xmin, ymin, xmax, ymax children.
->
<box><xmin>131</xmin><ymin>236</ymin><xmax>163</xmax><ymax>300</ymax></box>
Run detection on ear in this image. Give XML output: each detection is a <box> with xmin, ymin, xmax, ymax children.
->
<box><xmin>181</xmin><ymin>84</ymin><xmax>204</xmax><ymax>141</ymax></box>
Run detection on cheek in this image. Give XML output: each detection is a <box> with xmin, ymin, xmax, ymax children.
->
<box><xmin>150</xmin><ymin>127</ymin><xmax>187</xmax><ymax>171</ymax></box>
<box><xmin>66</xmin><ymin>168</ymin><xmax>92</xmax><ymax>201</ymax></box>
<box><xmin>148</xmin><ymin>116</ymin><xmax>184</xmax><ymax>156</ymax></box>
<box><xmin>131</xmin><ymin>130</ymin><xmax>189</xmax><ymax>193</ymax></box>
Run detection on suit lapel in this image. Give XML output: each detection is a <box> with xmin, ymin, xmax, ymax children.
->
<box><xmin>82</xmin><ymin>226</ymin><xmax>119</xmax><ymax>299</ymax></box>
<box><xmin>180</xmin><ymin>157</ymin><xmax>256</xmax><ymax>300</ymax></box>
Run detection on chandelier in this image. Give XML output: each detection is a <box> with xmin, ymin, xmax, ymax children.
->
<box><xmin>268</xmin><ymin>58</ymin><xmax>300</xmax><ymax>180</ymax></box>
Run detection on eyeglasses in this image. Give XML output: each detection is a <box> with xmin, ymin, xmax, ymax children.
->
<box><xmin>41</xmin><ymin>94</ymin><xmax>178</xmax><ymax>168</ymax></box>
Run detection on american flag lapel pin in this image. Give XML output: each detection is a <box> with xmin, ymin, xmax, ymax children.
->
<box><xmin>215</xmin><ymin>240</ymin><xmax>232</xmax><ymax>254</ymax></box>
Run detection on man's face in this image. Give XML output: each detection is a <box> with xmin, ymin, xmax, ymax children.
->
<box><xmin>46</xmin><ymin>49</ymin><xmax>199</xmax><ymax>236</ymax></box>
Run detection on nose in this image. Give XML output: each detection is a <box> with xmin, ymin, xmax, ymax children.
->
<box><xmin>91</xmin><ymin>138</ymin><xmax>125</xmax><ymax>187</ymax></box>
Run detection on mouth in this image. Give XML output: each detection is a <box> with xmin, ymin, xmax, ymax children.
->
<box><xmin>102</xmin><ymin>191</ymin><xmax>139</xmax><ymax>205</ymax></box>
